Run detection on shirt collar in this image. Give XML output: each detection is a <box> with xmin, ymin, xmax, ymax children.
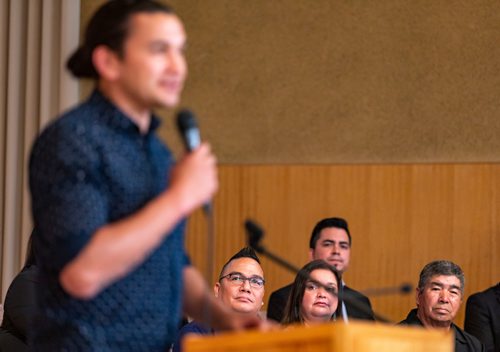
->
<box><xmin>88</xmin><ymin>89</ymin><xmax>161</xmax><ymax>135</ymax></box>
<box><xmin>408</xmin><ymin>308</ymin><xmax>463</xmax><ymax>339</ymax></box>
<box><xmin>451</xmin><ymin>323</ymin><xmax>467</xmax><ymax>344</ymax></box>
<box><xmin>406</xmin><ymin>308</ymin><xmax>424</xmax><ymax>326</ymax></box>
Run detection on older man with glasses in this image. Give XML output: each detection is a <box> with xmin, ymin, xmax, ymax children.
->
<box><xmin>172</xmin><ymin>247</ymin><xmax>265</xmax><ymax>352</ymax></box>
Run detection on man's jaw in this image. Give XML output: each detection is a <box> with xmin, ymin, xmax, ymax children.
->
<box><xmin>327</xmin><ymin>257</ymin><xmax>344</xmax><ymax>270</ymax></box>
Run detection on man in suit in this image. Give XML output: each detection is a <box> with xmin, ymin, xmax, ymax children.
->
<box><xmin>464</xmin><ymin>283</ymin><xmax>500</xmax><ymax>352</ymax></box>
<box><xmin>399</xmin><ymin>260</ymin><xmax>484</xmax><ymax>352</ymax></box>
<box><xmin>267</xmin><ymin>217</ymin><xmax>374</xmax><ymax>322</ymax></box>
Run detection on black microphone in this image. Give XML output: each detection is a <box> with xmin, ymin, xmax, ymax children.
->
<box><xmin>244</xmin><ymin>220</ymin><xmax>265</xmax><ymax>253</ymax></box>
<box><xmin>245</xmin><ymin>219</ymin><xmax>301</xmax><ymax>274</ymax></box>
<box><xmin>177</xmin><ymin>109</ymin><xmax>201</xmax><ymax>151</ymax></box>
<box><xmin>176</xmin><ymin>109</ymin><xmax>211</xmax><ymax>214</ymax></box>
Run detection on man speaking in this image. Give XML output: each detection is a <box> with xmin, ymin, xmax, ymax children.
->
<box><xmin>29</xmin><ymin>1</ymin><xmax>260</xmax><ymax>350</ymax></box>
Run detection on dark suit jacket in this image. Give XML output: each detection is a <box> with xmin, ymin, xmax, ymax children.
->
<box><xmin>464</xmin><ymin>283</ymin><xmax>500</xmax><ymax>352</ymax></box>
<box><xmin>399</xmin><ymin>308</ymin><xmax>485</xmax><ymax>352</ymax></box>
<box><xmin>266</xmin><ymin>283</ymin><xmax>375</xmax><ymax>322</ymax></box>
<box><xmin>0</xmin><ymin>265</ymin><xmax>38</xmax><ymax>352</ymax></box>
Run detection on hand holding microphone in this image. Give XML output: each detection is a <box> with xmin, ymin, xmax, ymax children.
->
<box><xmin>170</xmin><ymin>109</ymin><xmax>217</xmax><ymax>214</ymax></box>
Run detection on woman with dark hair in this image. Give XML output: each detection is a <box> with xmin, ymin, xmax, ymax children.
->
<box><xmin>282</xmin><ymin>260</ymin><xmax>340</xmax><ymax>325</ymax></box>
<box><xmin>0</xmin><ymin>230</ymin><xmax>39</xmax><ymax>351</ymax></box>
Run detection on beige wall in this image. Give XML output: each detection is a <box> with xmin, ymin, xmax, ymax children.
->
<box><xmin>166</xmin><ymin>0</ymin><xmax>500</xmax><ymax>163</ymax></box>
<box><xmin>83</xmin><ymin>0</ymin><xmax>500</xmax><ymax>163</ymax></box>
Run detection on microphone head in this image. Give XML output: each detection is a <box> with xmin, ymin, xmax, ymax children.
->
<box><xmin>244</xmin><ymin>219</ymin><xmax>265</xmax><ymax>253</ymax></box>
<box><xmin>176</xmin><ymin>109</ymin><xmax>201</xmax><ymax>151</ymax></box>
<box><xmin>400</xmin><ymin>283</ymin><xmax>413</xmax><ymax>294</ymax></box>
<box><xmin>177</xmin><ymin>109</ymin><xmax>197</xmax><ymax>130</ymax></box>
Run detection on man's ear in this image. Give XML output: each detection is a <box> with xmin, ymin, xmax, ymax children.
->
<box><xmin>213</xmin><ymin>282</ymin><xmax>220</xmax><ymax>298</ymax></box>
<box><xmin>308</xmin><ymin>248</ymin><xmax>315</xmax><ymax>261</ymax></box>
<box><xmin>92</xmin><ymin>45</ymin><xmax>121</xmax><ymax>81</ymax></box>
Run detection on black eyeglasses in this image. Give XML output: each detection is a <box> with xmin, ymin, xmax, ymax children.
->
<box><xmin>219</xmin><ymin>272</ymin><xmax>265</xmax><ymax>288</ymax></box>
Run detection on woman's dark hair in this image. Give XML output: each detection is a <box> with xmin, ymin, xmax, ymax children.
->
<box><xmin>282</xmin><ymin>260</ymin><xmax>341</xmax><ymax>325</ymax></box>
<box><xmin>67</xmin><ymin>0</ymin><xmax>174</xmax><ymax>78</ymax></box>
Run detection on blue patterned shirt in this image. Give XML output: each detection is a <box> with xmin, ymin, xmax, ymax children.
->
<box><xmin>29</xmin><ymin>90</ymin><xmax>189</xmax><ymax>351</ymax></box>
<box><xmin>172</xmin><ymin>321</ymin><xmax>213</xmax><ymax>352</ymax></box>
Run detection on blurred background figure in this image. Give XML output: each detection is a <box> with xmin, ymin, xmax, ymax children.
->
<box><xmin>0</xmin><ymin>230</ymin><xmax>39</xmax><ymax>352</ymax></box>
<box><xmin>464</xmin><ymin>283</ymin><xmax>500</xmax><ymax>352</ymax></box>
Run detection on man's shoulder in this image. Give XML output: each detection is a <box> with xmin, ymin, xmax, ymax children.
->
<box><xmin>343</xmin><ymin>285</ymin><xmax>372</xmax><ymax>306</ymax></box>
<box><xmin>267</xmin><ymin>283</ymin><xmax>293</xmax><ymax>322</ymax></box>
<box><xmin>270</xmin><ymin>283</ymin><xmax>293</xmax><ymax>298</ymax></box>
<box><xmin>179</xmin><ymin>321</ymin><xmax>212</xmax><ymax>336</ymax></box>
<box><xmin>467</xmin><ymin>283</ymin><xmax>499</xmax><ymax>306</ymax></box>
<box><xmin>343</xmin><ymin>285</ymin><xmax>369</xmax><ymax>299</ymax></box>
<box><xmin>452</xmin><ymin>324</ymin><xmax>485</xmax><ymax>352</ymax></box>
<box><xmin>397</xmin><ymin>309</ymin><xmax>422</xmax><ymax>326</ymax></box>
<box><xmin>173</xmin><ymin>321</ymin><xmax>212</xmax><ymax>352</ymax></box>
<box><xmin>34</xmin><ymin>99</ymin><xmax>100</xmax><ymax>147</ymax></box>
<box><xmin>341</xmin><ymin>285</ymin><xmax>375</xmax><ymax>321</ymax></box>
<box><xmin>41</xmin><ymin>90</ymin><xmax>117</xmax><ymax>133</ymax></box>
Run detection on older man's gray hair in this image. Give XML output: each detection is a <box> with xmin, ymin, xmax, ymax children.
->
<box><xmin>417</xmin><ymin>260</ymin><xmax>465</xmax><ymax>294</ymax></box>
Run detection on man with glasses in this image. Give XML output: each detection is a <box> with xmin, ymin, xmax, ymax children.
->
<box><xmin>172</xmin><ymin>247</ymin><xmax>265</xmax><ymax>352</ymax></box>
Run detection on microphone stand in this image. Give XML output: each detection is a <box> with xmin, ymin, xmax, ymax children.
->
<box><xmin>201</xmin><ymin>203</ymin><xmax>215</xmax><ymax>330</ymax></box>
<box><xmin>177</xmin><ymin>109</ymin><xmax>216</xmax><ymax>329</ymax></box>
<box><xmin>245</xmin><ymin>219</ymin><xmax>408</xmax><ymax>324</ymax></box>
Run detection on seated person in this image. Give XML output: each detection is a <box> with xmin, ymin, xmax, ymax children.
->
<box><xmin>268</xmin><ymin>217</ymin><xmax>374</xmax><ymax>323</ymax></box>
<box><xmin>464</xmin><ymin>283</ymin><xmax>500</xmax><ymax>352</ymax></box>
<box><xmin>0</xmin><ymin>231</ymin><xmax>39</xmax><ymax>352</ymax></box>
<box><xmin>398</xmin><ymin>260</ymin><xmax>484</xmax><ymax>352</ymax></box>
<box><xmin>282</xmin><ymin>260</ymin><xmax>340</xmax><ymax>325</ymax></box>
<box><xmin>172</xmin><ymin>247</ymin><xmax>265</xmax><ymax>352</ymax></box>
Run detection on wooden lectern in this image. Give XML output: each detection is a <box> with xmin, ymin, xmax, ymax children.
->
<box><xmin>184</xmin><ymin>321</ymin><xmax>453</xmax><ymax>352</ymax></box>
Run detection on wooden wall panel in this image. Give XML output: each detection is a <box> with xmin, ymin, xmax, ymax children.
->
<box><xmin>185</xmin><ymin>163</ymin><xmax>499</xmax><ymax>326</ymax></box>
